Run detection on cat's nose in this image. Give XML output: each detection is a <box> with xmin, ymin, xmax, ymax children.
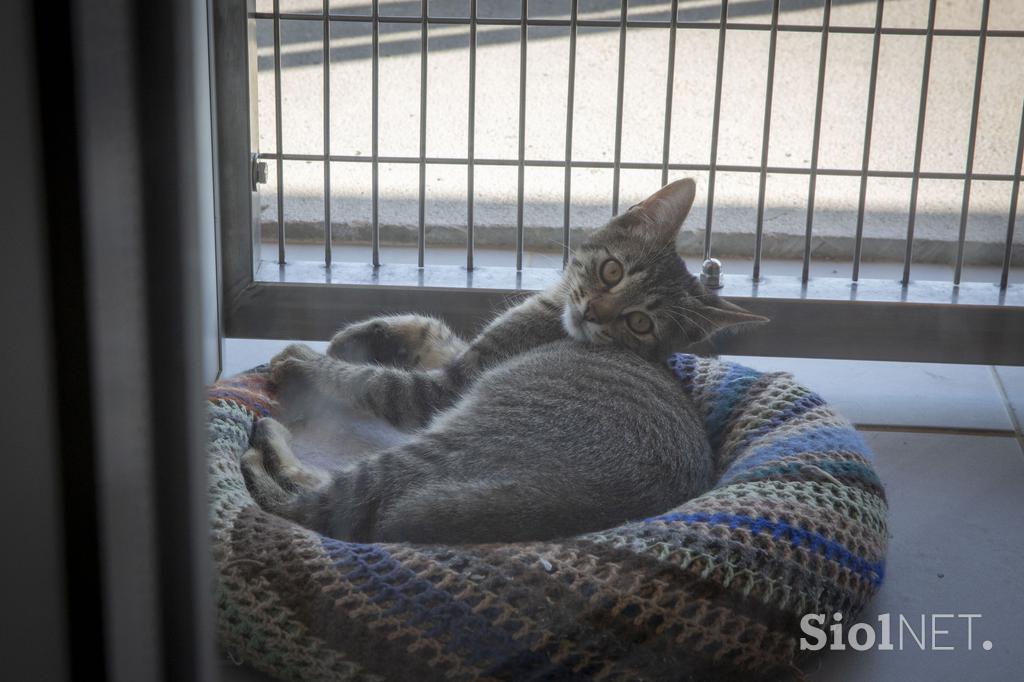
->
<box><xmin>583</xmin><ymin>296</ymin><xmax>616</xmax><ymax>324</ymax></box>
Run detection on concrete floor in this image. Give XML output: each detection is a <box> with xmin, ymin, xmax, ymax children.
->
<box><xmin>251</xmin><ymin>0</ymin><xmax>1024</xmax><ymax>269</ymax></box>
<box><xmin>219</xmin><ymin>337</ymin><xmax>1024</xmax><ymax>681</ymax></box>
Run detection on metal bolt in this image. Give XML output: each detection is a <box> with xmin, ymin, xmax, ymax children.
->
<box><xmin>700</xmin><ymin>257</ymin><xmax>723</xmax><ymax>289</ymax></box>
<box><xmin>251</xmin><ymin>153</ymin><xmax>268</xmax><ymax>191</ymax></box>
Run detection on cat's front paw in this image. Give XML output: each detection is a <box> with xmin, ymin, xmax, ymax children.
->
<box><xmin>269</xmin><ymin>343</ymin><xmax>323</xmax><ymax>388</ymax></box>
<box><xmin>327</xmin><ymin>319</ymin><xmax>398</xmax><ymax>364</ymax></box>
<box><xmin>327</xmin><ymin>314</ymin><xmax>466</xmax><ymax>370</ymax></box>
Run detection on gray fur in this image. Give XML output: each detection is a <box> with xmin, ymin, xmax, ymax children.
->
<box><xmin>244</xmin><ymin>178</ymin><xmax>768</xmax><ymax>544</ymax></box>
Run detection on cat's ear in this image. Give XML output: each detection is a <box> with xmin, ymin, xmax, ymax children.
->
<box><xmin>694</xmin><ymin>296</ymin><xmax>769</xmax><ymax>340</ymax></box>
<box><xmin>625</xmin><ymin>177</ymin><xmax>697</xmax><ymax>243</ymax></box>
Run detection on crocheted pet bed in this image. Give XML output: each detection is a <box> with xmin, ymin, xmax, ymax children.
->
<box><xmin>209</xmin><ymin>353</ymin><xmax>887</xmax><ymax>681</ymax></box>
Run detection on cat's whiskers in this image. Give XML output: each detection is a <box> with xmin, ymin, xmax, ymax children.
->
<box><xmin>662</xmin><ymin>308</ymin><xmax>695</xmax><ymax>337</ymax></box>
<box><xmin>670</xmin><ymin>306</ymin><xmax>716</xmax><ymax>335</ymax></box>
<box><xmin>529</xmin><ymin>235</ymin><xmax>581</xmax><ymax>266</ymax></box>
<box><xmin>663</xmin><ymin>305</ymin><xmax>716</xmax><ymax>342</ymax></box>
<box><xmin>635</xmin><ymin>235</ymin><xmax>660</xmax><ymax>270</ymax></box>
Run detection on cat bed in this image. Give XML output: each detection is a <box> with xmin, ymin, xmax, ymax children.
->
<box><xmin>209</xmin><ymin>354</ymin><xmax>887</xmax><ymax>680</ymax></box>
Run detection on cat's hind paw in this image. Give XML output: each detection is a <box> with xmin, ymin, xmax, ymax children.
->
<box><xmin>241</xmin><ymin>418</ymin><xmax>331</xmax><ymax>515</ymax></box>
<box><xmin>269</xmin><ymin>343</ymin><xmax>323</xmax><ymax>388</ymax></box>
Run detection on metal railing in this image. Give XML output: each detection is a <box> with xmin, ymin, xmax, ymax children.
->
<box><xmin>214</xmin><ymin>0</ymin><xmax>1024</xmax><ymax>364</ymax></box>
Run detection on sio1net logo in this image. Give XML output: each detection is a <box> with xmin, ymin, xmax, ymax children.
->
<box><xmin>800</xmin><ymin>613</ymin><xmax>992</xmax><ymax>652</ymax></box>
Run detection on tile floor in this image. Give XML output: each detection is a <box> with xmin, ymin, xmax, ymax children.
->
<box><xmin>219</xmin><ymin>339</ymin><xmax>1024</xmax><ymax>681</ymax></box>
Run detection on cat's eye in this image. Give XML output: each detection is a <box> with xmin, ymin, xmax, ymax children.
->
<box><xmin>599</xmin><ymin>258</ymin><xmax>624</xmax><ymax>287</ymax></box>
<box><xmin>626</xmin><ymin>311</ymin><xmax>652</xmax><ymax>334</ymax></box>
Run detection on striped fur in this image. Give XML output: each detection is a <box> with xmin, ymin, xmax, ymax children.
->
<box><xmin>248</xmin><ymin>180</ymin><xmax>768</xmax><ymax>544</ymax></box>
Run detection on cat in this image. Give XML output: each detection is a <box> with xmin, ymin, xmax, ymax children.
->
<box><xmin>242</xmin><ymin>178</ymin><xmax>768</xmax><ymax>544</ymax></box>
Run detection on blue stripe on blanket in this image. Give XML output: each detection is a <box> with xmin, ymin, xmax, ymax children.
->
<box><xmin>645</xmin><ymin>511</ymin><xmax>885</xmax><ymax>586</ymax></box>
<box><xmin>319</xmin><ymin>538</ymin><xmax>566</xmax><ymax>676</ymax></box>
<box><xmin>722</xmin><ymin>425</ymin><xmax>871</xmax><ymax>480</ymax></box>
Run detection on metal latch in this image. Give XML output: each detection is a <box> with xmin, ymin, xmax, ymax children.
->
<box><xmin>251</xmin><ymin>153</ymin><xmax>268</xmax><ymax>191</ymax></box>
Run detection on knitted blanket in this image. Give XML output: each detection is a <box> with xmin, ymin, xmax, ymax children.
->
<box><xmin>209</xmin><ymin>354</ymin><xmax>887</xmax><ymax>680</ymax></box>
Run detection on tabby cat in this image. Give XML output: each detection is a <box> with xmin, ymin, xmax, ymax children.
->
<box><xmin>243</xmin><ymin>178</ymin><xmax>767</xmax><ymax>544</ymax></box>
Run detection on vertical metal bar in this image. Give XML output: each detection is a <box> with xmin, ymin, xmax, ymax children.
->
<box><xmin>903</xmin><ymin>0</ymin><xmax>937</xmax><ymax>285</ymax></box>
<box><xmin>515</xmin><ymin>0</ymin><xmax>528</xmax><ymax>270</ymax></box>
<box><xmin>753</xmin><ymin>0</ymin><xmax>779</xmax><ymax>282</ymax></box>
<box><xmin>273</xmin><ymin>0</ymin><xmax>285</xmax><ymax>264</ymax></box>
<box><xmin>1001</xmin><ymin>98</ymin><xmax>1024</xmax><ymax>290</ymax></box>
<box><xmin>660</xmin><ymin>0</ymin><xmax>679</xmax><ymax>188</ymax></box>
<box><xmin>467</xmin><ymin>0</ymin><xmax>477</xmax><ymax>270</ymax></box>
<box><xmin>801</xmin><ymin>0</ymin><xmax>831</xmax><ymax>283</ymax></box>
<box><xmin>953</xmin><ymin>0</ymin><xmax>990</xmax><ymax>285</ymax></box>
<box><xmin>322</xmin><ymin>0</ymin><xmax>332</xmax><ymax>267</ymax></box>
<box><xmin>418</xmin><ymin>0</ymin><xmax>428</xmax><ymax>268</ymax></box>
<box><xmin>851</xmin><ymin>0</ymin><xmax>884</xmax><ymax>282</ymax></box>
<box><xmin>221</xmin><ymin>0</ymin><xmax>262</xmax><ymax>297</ymax></box>
<box><xmin>611</xmin><ymin>0</ymin><xmax>628</xmax><ymax>214</ymax></box>
<box><xmin>563</xmin><ymin>0</ymin><xmax>579</xmax><ymax>266</ymax></box>
<box><xmin>371</xmin><ymin>0</ymin><xmax>380</xmax><ymax>267</ymax></box>
<box><xmin>705</xmin><ymin>0</ymin><xmax>728</xmax><ymax>261</ymax></box>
